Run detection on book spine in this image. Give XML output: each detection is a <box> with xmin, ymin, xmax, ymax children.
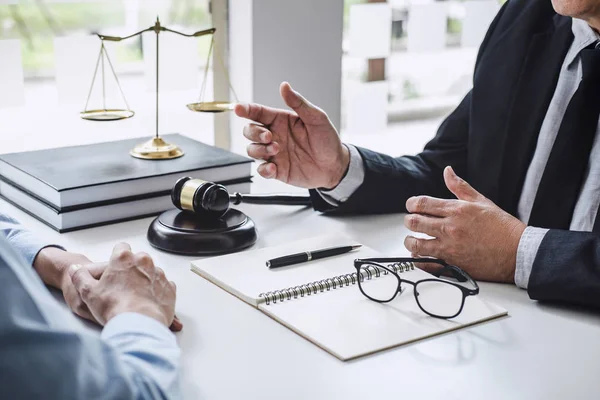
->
<box><xmin>257</xmin><ymin>262</ymin><xmax>415</xmax><ymax>306</ymax></box>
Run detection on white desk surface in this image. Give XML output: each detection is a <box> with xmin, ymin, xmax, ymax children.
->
<box><xmin>3</xmin><ymin>179</ymin><xmax>600</xmax><ymax>400</ymax></box>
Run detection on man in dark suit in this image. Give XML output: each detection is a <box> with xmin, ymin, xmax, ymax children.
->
<box><xmin>235</xmin><ymin>0</ymin><xmax>600</xmax><ymax>309</ymax></box>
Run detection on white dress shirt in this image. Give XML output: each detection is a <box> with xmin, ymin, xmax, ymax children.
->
<box><xmin>319</xmin><ymin>18</ymin><xmax>600</xmax><ymax>290</ymax></box>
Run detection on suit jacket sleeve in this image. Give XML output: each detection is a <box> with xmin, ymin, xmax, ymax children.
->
<box><xmin>309</xmin><ymin>1</ymin><xmax>509</xmax><ymax>214</ymax></box>
<box><xmin>528</xmin><ymin>230</ymin><xmax>600</xmax><ymax>308</ymax></box>
<box><xmin>309</xmin><ymin>93</ymin><xmax>471</xmax><ymax>214</ymax></box>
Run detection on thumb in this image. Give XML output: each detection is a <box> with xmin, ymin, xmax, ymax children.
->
<box><xmin>279</xmin><ymin>82</ymin><xmax>326</xmax><ymax>125</ymax></box>
<box><xmin>443</xmin><ymin>166</ymin><xmax>484</xmax><ymax>202</ymax></box>
<box><xmin>69</xmin><ymin>264</ymin><xmax>98</xmax><ymax>302</ymax></box>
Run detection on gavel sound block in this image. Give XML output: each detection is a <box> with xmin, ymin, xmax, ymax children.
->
<box><xmin>147</xmin><ymin>177</ymin><xmax>312</xmax><ymax>255</ymax></box>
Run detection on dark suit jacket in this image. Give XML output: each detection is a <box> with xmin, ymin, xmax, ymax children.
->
<box><xmin>310</xmin><ymin>0</ymin><xmax>600</xmax><ymax>309</ymax></box>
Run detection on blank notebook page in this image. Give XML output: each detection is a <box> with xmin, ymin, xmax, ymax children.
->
<box><xmin>259</xmin><ymin>266</ymin><xmax>506</xmax><ymax>360</ymax></box>
<box><xmin>191</xmin><ymin>235</ymin><xmax>382</xmax><ymax>306</ymax></box>
<box><xmin>191</xmin><ymin>234</ymin><xmax>508</xmax><ymax>361</ymax></box>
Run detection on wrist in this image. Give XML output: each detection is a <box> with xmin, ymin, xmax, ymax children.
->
<box><xmin>34</xmin><ymin>247</ymin><xmax>90</xmax><ymax>289</ymax></box>
<box><xmin>325</xmin><ymin>144</ymin><xmax>351</xmax><ymax>190</ymax></box>
<box><xmin>33</xmin><ymin>247</ymin><xmax>68</xmax><ymax>288</ymax></box>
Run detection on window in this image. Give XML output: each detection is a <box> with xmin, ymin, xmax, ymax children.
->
<box><xmin>0</xmin><ymin>0</ymin><xmax>215</xmax><ymax>154</ymax></box>
<box><xmin>341</xmin><ymin>0</ymin><xmax>502</xmax><ymax>156</ymax></box>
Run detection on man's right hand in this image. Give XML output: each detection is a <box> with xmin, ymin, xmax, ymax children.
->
<box><xmin>235</xmin><ymin>82</ymin><xmax>350</xmax><ymax>190</ymax></box>
<box><xmin>69</xmin><ymin>243</ymin><xmax>176</xmax><ymax>328</ymax></box>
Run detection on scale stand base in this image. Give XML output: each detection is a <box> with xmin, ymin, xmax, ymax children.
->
<box><xmin>147</xmin><ymin>209</ymin><xmax>258</xmax><ymax>255</ymax></box>
<box><xmin>130</xmin><ymin>136</ymin><xmax>184</xmax><ymax>160</ymax></box>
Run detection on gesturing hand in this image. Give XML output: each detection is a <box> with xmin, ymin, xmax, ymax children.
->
<box><xmin>69</xmin><ymin>243</ymin><xmax>177</xmax><ymax>328</ymax></box>
<box><xmin>403</xmin><ymin>166</ymin><xmax>526</xmax><ymax>283</ymax></box>
<box><xmin>235</xmin><ymin>82</ymin><xmax>350</xmax><ymax>189</ymax></box>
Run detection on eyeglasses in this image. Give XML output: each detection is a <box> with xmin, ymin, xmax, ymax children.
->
<box><xmin>354</xmin><ymin>257</ymin><xmax>479</xmax><ymax>319</ymax></box>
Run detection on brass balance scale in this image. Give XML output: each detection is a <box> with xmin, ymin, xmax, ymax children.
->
<box><xmin>80</xmin><ymin>17</ymin><xmax>237</xmax><ymax>160</ymax></box>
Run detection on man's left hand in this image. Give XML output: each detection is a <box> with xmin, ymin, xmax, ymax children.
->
<box><xmin>34</xmin><ymin>247</ymin><xmax>101</xmax><ymax>322</ymax></box>
<box><xmin>403</xmin><ymin>166</ymin><xmax>526</xmax><ymax>283</ymax></box>
<box><xmin>35</xmin><ymin>248</ymin><xmax>183</xmax><ymax>331</ymax></box>
<box><xmin>60</xmin><ymin>260</ymin><xmax>107</xmax><ymax>323</ymax></box>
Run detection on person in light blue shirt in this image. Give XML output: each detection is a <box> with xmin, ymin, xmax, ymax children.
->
<box><xmin>0</xmin><ymin>212</ymin><xmax>182</xmax><ymax>399</ymax></box>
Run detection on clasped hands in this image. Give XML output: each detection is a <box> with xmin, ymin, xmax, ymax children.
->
<box><xmin>35</xmin><ymin>244</ymin><xmax>182</xmax><ymax>331</ymax></box>
<box><xmin>236</xmin><ymin>82</ymin><xmax>526</xmax><ymax>283</ymax></box>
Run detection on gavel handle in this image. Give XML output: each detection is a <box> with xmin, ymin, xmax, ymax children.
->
<box><xmin>229</xmin><ymin>193</ymin><xmax>312</xmax><ymax>206</ymax></box>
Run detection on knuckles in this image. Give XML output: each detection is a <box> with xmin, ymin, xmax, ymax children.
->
<box><xmin>443</xmin><ymin>223</ymin><xmax>460</xmax><ymax>238</ymax></box>
<box><xmin>77</xmin><ymin>282</ymin><xmax>93</xmax><ymax>302</ymax></box>
<box><xmin>404</xmin><ymin>236</ymin><xmax>418</xmax><ymax>253</ymax></box>
<box><xmin>406</xmin><ymin>196</ymin><xmax>424</xmax><ymax>213</ymax></box>
<box><xmin>415</xmin><ymin>196</ymin><xmax>428</xmax><ymax>213</ymax></box>
<box><xmin>134</xmin><ymin>252</ymin><xmax>154</xmax><ymax>268</ymax></box>
<box><xmin>114</xmin><ymin>248</ymin><xmax>133</xmax><ymax>263</ymax></box>
<box><xmin>246</xmin><ymin>143</ymin><xmax>257</xmax><ymax>154</ymax></box>
<box><xmin>405</xmin><ymin>214</ymin><xmax>420</xmax><ymax>231</ymax></box>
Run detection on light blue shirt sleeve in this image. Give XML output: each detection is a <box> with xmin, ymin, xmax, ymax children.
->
<box><xmin>0</xmin><ymin>234</ymin><xmax>181</xmax><ymax>399</ymax></box>
<box><xmin>0</xmin><ymin>212</ymin><xmax>63</xmax><ymax>266</ymax></box>
<box><xmin>317</xmin><ymin>144</ymin><xmax>365</xmax><ymax>205</ymax></box>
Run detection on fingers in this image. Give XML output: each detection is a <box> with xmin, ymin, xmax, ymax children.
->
<box><xmin>404</xmin><ymin>214</ymin><xmax>443</xmax><ymax>237</ymax></box>
<box><xmin>406</xmin><ymin>196</ymin><xmax>454</xmax><ymax>217</ymax></box>
<box><xmin>246</xmin><ymin>142</ymin><xmax>280</xmax><ymax>160</ymax></box>
<box><xmin>243</xmin><ymin>122</ymin><xmax>281</xmax><ymax>161</ymax></box>
<box><xmin>234</xmin><ymin>103</ymin><xmax>279</xmax><ymax>126</ymax></box>
<box><xmin>110</xmin><ymin>242</ymin><xmax>132</xmax><ymax>263</ymax></box>
<box><xmin>69</xmin><ymin>265</ymin><xmax>98</xmax><ymax>302</ymax></box>
<box><xmin>170</xmin><ymin>315</ymin><xmax>183</xmax><ymax>332</ymax></box>
<box><xmin>86</xmin><ymin>262</ymin><xmax>108</xmax><ymax>279</ymax></box>
<box><xmin>279</xmin><ymin>82</ymin><xmax>327</xmax><ymax>125</ymax></box>
<box><xmin>443</xmin><ymin>166</ymin><xmax>485</xmax><ymax>202</ymax></box>
<box><xmin>413</xmin><ymin>260</ymin><xmax>442</xmax><ymax>275</ymax></box>
<box><xmin>404</xmin><ymin>236</ymin><xmax>441</xmax><ymax>258</ymax></box>
<box><xmin>257</xmin><ymin>162</ymin><xmax>277</xmax><ymax>179</ymax></box>
<box><xmin>243</xmin><ymin>124</ymin><xmax>272</xmax><ymax>143</ymax></box>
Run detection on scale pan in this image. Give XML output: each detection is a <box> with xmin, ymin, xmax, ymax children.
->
<box><xmin>186</xmin><ymin>101</ymin><xmax>235</xmax><ymax>113</ymax></box>
<box><xmin>80</xmin><ymin>109</ymin><xmax>135</xmax><ymax>121</ymax></box>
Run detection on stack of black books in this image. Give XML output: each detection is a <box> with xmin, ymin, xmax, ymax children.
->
<box><xmin>0</xmin><ymin>134</ymin><xmax>252</xmax><ymax>232</ymax></box>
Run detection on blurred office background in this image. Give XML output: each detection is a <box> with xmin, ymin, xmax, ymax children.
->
<box><xmin>0</xmin><ymin>0</ymin><xmax>501</xmax><ymax>158</ymax></box>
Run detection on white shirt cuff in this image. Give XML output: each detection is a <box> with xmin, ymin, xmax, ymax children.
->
<box><xmin>514</xmin><ymin>226</ymin><xmax>549</xmax><ymax>289</ymax></box>
<box><xmin>317</xmin><ymin>144</ymin><xmax>365</xmax><ymax>206</ymax></box>
<box><xmin>102</xmin><ymin>312</ymin><xmax>176</xmax><ymax>345</ymax></box>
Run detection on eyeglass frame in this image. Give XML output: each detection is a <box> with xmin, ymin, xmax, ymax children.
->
<box><xmin>353</xmin><ymin>257</ymin><xmax>480</xmax><ymax>319</ymax></box>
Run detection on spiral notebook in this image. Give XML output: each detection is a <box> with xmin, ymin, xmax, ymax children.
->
<box><xmin>190</xmin><ymin>235</ymin><xmax>507</xmax><ymax>361</ymax></box>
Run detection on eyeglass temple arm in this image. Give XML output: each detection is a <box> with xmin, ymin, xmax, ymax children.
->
<box><xmin>355</xmin><ymin>257</ymin><xmax>447</xmax><ymax>265</ymax></box>
<box><xmin>438</xmin><ymin>265</ymin><xmax>480</xmax><ymax>295</ymax></box>
<box><xmin>353</xmin><ymin>257</ymin><xmax>479</xmax><ymax>293</ymax></box>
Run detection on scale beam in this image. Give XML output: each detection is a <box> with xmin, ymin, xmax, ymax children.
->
<box><xmin>80</xmin><ymin>17</ymin><xmax>234</xmax><ymax>160</ymax></box>
<box><xmin>95</xmin><ymin>24</ymin><xmax>216</xmax><ymax>42</ymax></box>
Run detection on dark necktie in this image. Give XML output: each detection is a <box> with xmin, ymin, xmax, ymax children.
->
<box><xmin>528</xmin><ymin>43</ymin><xmax>600</xmax><ymax>229</ymax></box>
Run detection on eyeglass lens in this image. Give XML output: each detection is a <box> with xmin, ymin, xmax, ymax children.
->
<box><xmin>357</xmin><ymin>264</ymin><xmax>398</xmax><ymax>302</ymax></box>
<box><xmin>358</xmin><ymin>262</ymin><xmax>466</xmax><ymax>318</ymax></box>
<box><xmin>414</xmin><ymin>280</ymin><xmax>464</xmax><ymax>318</ymax></box>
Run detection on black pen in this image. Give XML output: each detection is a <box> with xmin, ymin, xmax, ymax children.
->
<box><xmin>266</xmin><ymin>244</ymin><xmax>362</xmax><ymax>269</ymax></box>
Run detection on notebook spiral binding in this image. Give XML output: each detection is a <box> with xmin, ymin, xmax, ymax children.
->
<box><xmin>258</xmin><ymin>262</ymin><xmax>415</xmax><ymax>305</ymax></box>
